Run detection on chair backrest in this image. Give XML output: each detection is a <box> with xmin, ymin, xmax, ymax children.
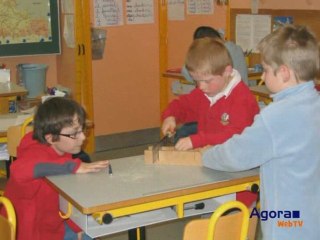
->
<box><xmin>183</xmin><ymin>201</ymin><xmax>257</xmax><ymax>240</ymax></box>
<box><xmin>7</xmin><ymin>116</ymin><xmax>33</xmax><ymax>158</ymax></box>
<box><xmin>0</xmin><ymin>196</ymin><xmax>16</xmax><ymax>240</ymax></box>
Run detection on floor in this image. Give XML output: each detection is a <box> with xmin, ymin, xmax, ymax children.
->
<box><xmin>0</xmin><ymin>144</ymin><xmax>262</xmax><ymax>240</ymax></box>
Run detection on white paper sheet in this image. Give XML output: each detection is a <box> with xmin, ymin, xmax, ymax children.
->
<box><xmin>168</xmin><ymin>0</ymin><xmax>185</xmax><ymax>21</ymax></box>
<box><xmin>187</xmin><ymin>0</ymin><xmax>214</xmax><ymax>15</ymax></box>
<box><xmin>94</xmin><ymin>0</ymin><xmax>124</xmax><ymax>26</ymax></box>
<box><xmin>236</xmin><ymin>14</ymin><xmax>271</xmax><ymax>53</ymax></box>
<box><xmin>126</xmin><ymin>0</ymin><xmax>154</xmax><ymax>24</ymax></box>
<box><xmin>63</xmin><ymin>15</ymin><xmax>75</xmax><ymax>48</ymax></box>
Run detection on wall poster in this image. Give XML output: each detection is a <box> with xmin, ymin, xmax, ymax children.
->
<box><xmin>0</xmin><ymin>0</ymin><xmax>60</xmax><ymax>57</ymax></box>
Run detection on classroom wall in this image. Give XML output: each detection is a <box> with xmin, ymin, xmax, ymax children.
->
<box><xmin>230</xmin><ymin>0</ymin><xmax>320</xmax><ymax>9</ymax></box>
<box><xmin>90</xmin><ymin>13</ymin><xmax>160</xmax><ymax>135</ymax></box>
<box><xmin>167</xmin><ymin>5</ymin><xmax>227</xmax><ymax>67</ymax></box>
<box><xmin>91</xmin><ymin>1</ymin><xmax>227</xmax><ymax>136</ymax></box>
<box><xmin>0</xmin><ymin>56</ymin><xmax>58</xmax><ymax>88</ymax></box>
<box><xmin>3</xmin><ymin>0</ymin><xmax>319</xmax><ymax>139</ymax></box>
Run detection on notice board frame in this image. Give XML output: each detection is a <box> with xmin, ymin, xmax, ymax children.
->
<box><xmin>0</xmin><ymin>0</ymin><xmax>60</xmax><ymax>57</ymax></box>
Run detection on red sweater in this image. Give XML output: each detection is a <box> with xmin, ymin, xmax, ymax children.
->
<box><xmin>162</xmin><ymin>81</ymin><xmax>259</xmax><ymax>148</ymax></box>
<box><xmin>2</xmin><ymin>132</ymin><xmax>82</xmax><ymax>240</ymax></box>
<box><xmin>162</xmin><ymin>81</ymin><xmax>260</xmax><ymax>207</ymax></box>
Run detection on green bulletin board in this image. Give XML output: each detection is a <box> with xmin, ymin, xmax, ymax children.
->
<box><xmin>0</xmin><ymin>0</ymin><xmax>60</xmax><ymax>57</ymax></box>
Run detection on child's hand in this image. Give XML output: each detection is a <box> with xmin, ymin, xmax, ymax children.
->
<box><xmin>76</xmin><ymin>160</ymin><xmax>109</xmax><ymax>174</ymax></box>
<box><xmin>175</xmin><ymin>137</ymin><xmax>193</xmax><ymax>151</ymax></box>
<box><xmin>162</xmin><ymin>116</ymin><xmax>176</xmax><ymax>135</ymax></box>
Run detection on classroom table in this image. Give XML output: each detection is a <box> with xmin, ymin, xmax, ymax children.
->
<box><xmin>0</xmin><ymin>82</ymin><xmax>27</xmax><ymax>97</ymax></box>
<box><xmin>249</xmin><ymin>85</ymin><xmax>272</xmax><ymax>105</ymax></box>
<box><xmin>46</xmin><ymin>155</ymin><xmax>259</xmax><ymax>239</ymax></box>
<box><xmin>0</xmin><ymin>82</ymin><xmax>28</xmax><ymax>139</ymax></box>
<box><xmin>0</xmin><ymin>83</ymin><xmax>28</xmax><ymax>176</ymax></box>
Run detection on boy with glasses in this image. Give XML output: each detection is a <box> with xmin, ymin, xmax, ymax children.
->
<box><xmin>2</xmin><ymin>97</ymin><xmax>109</xmax><ymax>240</ymax></box>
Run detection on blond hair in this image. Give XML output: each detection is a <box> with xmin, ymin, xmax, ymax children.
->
<box><xmin>258</xmin><ymin>25</ymin><xmax>320</xmax><ymax>81</ymax></box>
<box><xmin>185</xmin><ymin>37</ymin><xmax>232</xmax><ymax>76</ymax></box>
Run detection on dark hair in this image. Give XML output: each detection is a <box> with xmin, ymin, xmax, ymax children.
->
<box><xmin>33</xmin><ymin>97</ymin><xmax>86</xmax><ymax>144</ymax></box>
<box><xmin>193</xmin><ymin>26</ymin><xmax>221</xmax><ymax>40</ymax></box>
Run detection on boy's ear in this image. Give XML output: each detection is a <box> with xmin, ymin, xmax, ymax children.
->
<box><xmin>44</xmin><ymin>134</ymin><xmax>54</xmax><ymax>144</ymax></box>
<box><xmin>223</xmin><ymin>65</ymin><xmax>233</xmax><ymax>76</ymax></box>
<box><xmin>278</xmin><ymin>65</ymin><xmax>291</xmax><ymax>83</ymax></box>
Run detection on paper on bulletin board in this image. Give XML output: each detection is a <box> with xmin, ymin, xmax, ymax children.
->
<box><xmin>236</xmin><ymin>14</ymin><xmax>271</xmax><ymax>53</ymax></box>
<box><xmin>0</xmin><ymin>69</ymin><xmax>10</xmax><ymax>83</ymax></box>
<box><xmin>126</xmin><ymin>0</ymin><xmax>154</xmax><ymax>24</ymax></box>
<box><xmin>63</xmin><ymin>15</ymin><xmax>75</xmax><ymax>48</ymax></box>
<box><xmin>187</xmin><ymin>0</ymin><xmax>214</xmax><ymax>15</ymax></box>
<box><xmin>94</xmin><ymin>0</ymin><xmax>123</xmax><ymax>27</ymax></box>
<box><xmin>61</xmin><ymin>0</ymin><xmax>74</xmax><ymax>14</ymax></box>
<box><xmin>168</xmin><ymin>0</ymin><xmax>185</xmax><ymax>21</ymax></box>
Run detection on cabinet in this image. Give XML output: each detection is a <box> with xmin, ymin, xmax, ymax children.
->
<box><xmin>57</xmin><ymin>0</ymin><xmax>94</xmax><ymax>153</ymax></box>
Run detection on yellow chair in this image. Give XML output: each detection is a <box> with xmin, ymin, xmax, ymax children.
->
<box><xmin>7</xmin><ymin>116</ymin><xmax>34</xmax><ymax>159</ymax></box>
<box><xmin>3</xmin><ymin>116</ymin><xmax>34</xmax><ymax>179</ymax></box>
<box><xmin>183</xmin><ymin>201</ymin><xmax>257</xmax><ymax>240</ymax></box>
<box><xmin>0</xmin><ymin>196</ymin><xmax>16</xmax><ymax>240</ymax></box>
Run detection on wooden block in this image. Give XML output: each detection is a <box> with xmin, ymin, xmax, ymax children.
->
<box><xmin>144</xmin><ymin>146</ymin><xmax>203</xmax><ymax>166</ymax></box>
<box><xmin>144</xmin><ymin>146</ymin><xmax>154</xmax><ymax>164</ymax></box>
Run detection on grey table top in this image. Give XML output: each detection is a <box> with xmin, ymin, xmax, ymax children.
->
<box><xmin>46</xmin><ymin>155</ymin><xmax>259</xmax><ymax>214</ymax></box>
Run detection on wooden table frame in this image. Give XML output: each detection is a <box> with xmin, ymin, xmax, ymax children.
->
<box><xmin>249</xmin><ymin>85</ymin><xmax>272</xmax><ymax>105</ymax></box>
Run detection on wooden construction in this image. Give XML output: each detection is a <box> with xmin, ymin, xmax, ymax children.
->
<box><xmin>144</xmin><ymin>146</ymin><xmax>203</xmax><ymax>166</ymax></box>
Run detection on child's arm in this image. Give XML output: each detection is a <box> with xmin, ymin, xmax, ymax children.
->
<box><xmin>34</xmin><ymin>160</ymin><xmax>109</xmax><ymax>177</ymax></box>
<box><xmin>161</xmin><ymin>89</ymin><xmax>202</xmax><ymax>124</ymax></box>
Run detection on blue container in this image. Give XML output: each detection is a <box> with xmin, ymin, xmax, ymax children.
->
<box><xmin>17</xmin><ymin>64</ymin><xmax>48</xmax><ymax>98</ymax></box>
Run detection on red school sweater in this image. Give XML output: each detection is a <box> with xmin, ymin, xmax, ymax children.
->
<box><xmin>2</xmin><ymin>132</ymin><xmax>81</xmax><ymax>240</ymax></box>
<box><xmin>162</xmin><ymin>81</ymin><xmax>260</xmax><ymax>207</ymax></box>
<box><xmin>162</xmin><ymin>81</ymin><xmax>259</xmax><ymax>148</ymax></box>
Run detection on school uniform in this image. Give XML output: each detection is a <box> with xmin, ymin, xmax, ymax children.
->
<box><xmin>162</xmin><ymin>69</ymin><xmax>259</xmax><ymax>207</ymax></box>
<box><xmin>2</xmin><ymin>132</ymin><xmax>82</xmax><ymax>240</ymax></box>
<box><xmin>162</xmin><ymin>69</ymin><xmax>259</xmax><ymax>148</ymax></box>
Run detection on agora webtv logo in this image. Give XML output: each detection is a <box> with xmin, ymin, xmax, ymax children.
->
<box><xmin>250</xmin><ymin>208</ymin><xmax>304</xmax><ymax>228</ymax></box>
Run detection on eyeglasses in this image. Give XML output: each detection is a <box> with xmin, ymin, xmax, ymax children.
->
<box><xmin>59</xmin><ymin>129</ymin><xmax>86</xmax><ymax>139</ymax></box>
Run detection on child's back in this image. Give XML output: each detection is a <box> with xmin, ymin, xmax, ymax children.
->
<box><xmin>202</xmin><ymin>25</ymin><xmax>320</xmax><ymax>239</ymax></box>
